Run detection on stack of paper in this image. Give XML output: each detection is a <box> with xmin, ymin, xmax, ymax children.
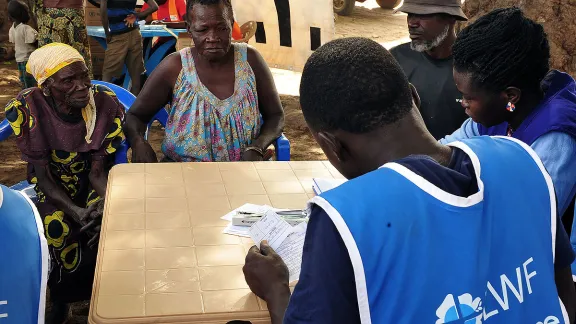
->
<box><xmin>221</xmin><ymin>204</ymin><xmax>274</xmax><ymax>237</ymax></box>
<box><xmin>249</xmin><ymin>211</ymin><xmax>307</xmax><ymax>282</ymax></box>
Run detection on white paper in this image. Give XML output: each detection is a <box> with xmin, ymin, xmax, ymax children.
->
<box><xmin>312</xmin><ymin>178</ymin><xmax>347</xmax><ymax>195</ymax></box>
<box><xmin>222</xmin><ymin>223</ymin><xmax>251</xmax><ymax>237</ymax></box>
<box><xmin>221</xmin><ymin>204</ymin><xmax>299</xmax><ymax>238</ymax></box>
<box><xmin>249</xmin><ymin>211</ymin><xmax>293</xmax><ymax>250</ymax></box>
<box><xmin>249</xmin><ymin>212</ymin><xmax>308</xmax><ymax>281</ymax></box>
<box><xmin>275</xmin><ymin>222</ymin><xmax>307</xmax><ymax>282</ymax></box>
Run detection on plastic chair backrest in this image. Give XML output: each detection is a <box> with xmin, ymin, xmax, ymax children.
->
<box><xmin>0</xmin><ymin>119</ymin><xmax>12</xmax><ymax>142</ymax></box>
<box><xmin>91</xmin><ymin>80</ymin><xmax>135</xmax><ymax>108</ymax></box>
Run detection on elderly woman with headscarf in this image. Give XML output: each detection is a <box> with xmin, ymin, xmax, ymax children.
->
<box><xmin>4</xmin><ymin>43</ymin><xmax>125</xmax><ymax>321</ymax></box>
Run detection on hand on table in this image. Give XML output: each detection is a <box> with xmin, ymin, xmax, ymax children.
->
<box><xmin>243</xmin><ymin>241</ymin><xmax>290</xmax><ymax>301</ymax></box>
<box><xmin>131</xmin><ymin>140</ymin><xmax>158</xmax><ymax>163</ymax></box>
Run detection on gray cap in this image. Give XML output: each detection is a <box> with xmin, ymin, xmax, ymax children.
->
<box><xmin>397</xmin><ymin>0</ymin><xmax>468</xmax><ymax>21</ymax></box>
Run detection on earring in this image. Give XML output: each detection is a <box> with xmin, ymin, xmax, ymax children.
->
<box><xmin>506</xmin><ymin>102</ymin><xmax>516</xmax><ymax>112</ymax></box>
<box><xmin>42</xmin><ymin>88</ymin><xmax>51</xmax><ymax>97</ymax></box>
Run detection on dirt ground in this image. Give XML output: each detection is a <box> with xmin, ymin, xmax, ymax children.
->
<box><xmin>0</xmin><ymin>1</ymin><xmax>408</xmax><ymax>187</ymax></box>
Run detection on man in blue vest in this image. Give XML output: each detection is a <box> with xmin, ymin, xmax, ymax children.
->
<box><xmin>243</xmin><ymin>37</ymin><xmax>576</xmax><ymax>323</ymax></box>
<box><xmin>0</xmin><ymin>184</ymin><xmax>49</xmax><ymax>323</ymax></box>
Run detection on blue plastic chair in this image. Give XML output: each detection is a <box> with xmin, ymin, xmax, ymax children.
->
<box><xmin>91</xmin><ymin>80</ymin><xmax>291</xmax><ymax>163</ymax></box>
<box><xmin>0</xmin><ymin>118</ymin><xmax>11</xmax><ymax>142</ymax></box>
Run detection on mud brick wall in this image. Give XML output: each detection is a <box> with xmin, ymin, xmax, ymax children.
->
<box><xmin>460</xmin><ymin>0</ymin><xmax>576</xmax><ymax>77</ymax></box>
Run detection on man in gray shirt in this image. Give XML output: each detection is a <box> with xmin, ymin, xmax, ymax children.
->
<box><xmin>391</xmin><ymin>0</ymin><xmax>468</xmax><ymax>139</ymax></box>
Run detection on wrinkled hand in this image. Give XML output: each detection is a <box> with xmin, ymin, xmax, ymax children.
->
<box><xmin>124</xmin><ymin>14</ymin><xmax>137</xmax><ymax>27</ymax></box>
<box><xmin>131</xmin><ymin>140</ymin><xmax>158</xmax><ymax>163</ymax></box>
<box><xmin>79</xmin><ymin>199</ymin><xmax>104</xmax><ymax>249</ymax></box>
<box><xmin>80</xmin><ymin>219</ymin><xmax>102</xmax><ymax>249</ymax></box>
<box><xmin>243</xmin><ymin>241</ymin><xmax>290</xmax><ymax>301</ymax></box>
<box><xmin>72</xmin><ymin>203</ymin><xmax>100</xmax><ymax>226</ymax></box>
<box><xmin>241</xmin><ymin>150</ymin><xmax>264</xmax><ymax>162</ymax></box>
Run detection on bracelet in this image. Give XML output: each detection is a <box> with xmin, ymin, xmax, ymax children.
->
<box><xmin>244</xmin><ymin>146</ymin><xmax>264</xmax><ymax>156</ymax></box>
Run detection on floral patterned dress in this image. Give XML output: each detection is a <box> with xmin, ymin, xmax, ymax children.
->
<box><xmin>33</xmin><ymin>0</ymin><xmax>93</xmax><ymax>77</ymax></box>
<box><xmin>4</xmin><ymin>85</ymin><xmax>125</xmax><ymax>302</ymax></box>
<box><xmin>162</xmin><ymin>43</ymin><xmax>262</xmax><ymax>162</ymax></box>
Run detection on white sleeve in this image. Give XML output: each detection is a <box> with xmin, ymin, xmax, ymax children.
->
<box><xmin>24</xmin><ymin>25</ymin><xmax>38</xmax><ymax>44</ymax></box>
<box><xmin>8</xmin><ymin>26</ymin><xmax>15</xmax><ymax>44</ymax></box>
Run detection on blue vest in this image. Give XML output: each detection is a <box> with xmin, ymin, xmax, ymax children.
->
<box><xmin>0</xmin><ymin>185</ymin><xmax>49</xmax><ymax>324</ymax></box>
<box><xmin>310</xmin><ymin>136</ymin><xmax>567</xmax><ymax>323</ymax></box>
<box><xmin>477</xmin><ymin>71</ymin><xmax>576</xmax><ymax>144</ymax></box>
<box><xmin>476</xmin><ymin>71</ymin><xmax>576</xmax><ymax>282</ymax></box>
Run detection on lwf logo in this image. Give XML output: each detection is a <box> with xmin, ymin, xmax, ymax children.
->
<box><xmin>0</xmin><ymin>300</ymin><xmax>7</xmax><ymax>319</ymax></box>
<box><xmin>436</xmin><ymin>293</ymin><xmax>483</xmax><ymax>324</ymax></box>
<box><xmin>435</xmin><ymin>258</ymin><xmax>563</xmax><ymax>323</ymax></box>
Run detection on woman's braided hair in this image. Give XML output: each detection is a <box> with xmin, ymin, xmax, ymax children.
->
<box><xmin>452</xmin><ymin>7</ymin><xmax>550</xmax><ymax>92</ymax></box>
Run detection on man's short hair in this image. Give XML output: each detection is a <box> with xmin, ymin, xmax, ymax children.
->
<box><xmin>300</xmin><ymin>37</ymin><xmax>413</xmax><ymax>133</ymax></box>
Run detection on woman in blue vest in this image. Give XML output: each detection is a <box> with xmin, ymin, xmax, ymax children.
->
<box><xmin>242</xmin><ymin>37</ymin><xmax>576</xmax><ymax>323</ymax></box>
<box><xmin>439</xmin><ymin>8</ymin><xmax>576</xmax><ymax>280</ymax></box>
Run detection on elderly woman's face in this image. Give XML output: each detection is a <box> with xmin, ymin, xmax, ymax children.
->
<box><xmin>188</xmin><ymin>4</ymin><xmax>233</xmax><ymax>61</ymax></box>
<box><xmin>47</xmin><ymin>61</ymin><xmax>91</xmax><ymax>110</ymax></box>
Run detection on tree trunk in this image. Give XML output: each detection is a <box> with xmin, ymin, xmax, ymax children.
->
<box><xmin>459</xmin><ymin>0</ymin><xmax>576</xmax><ymax>77</ymax></box>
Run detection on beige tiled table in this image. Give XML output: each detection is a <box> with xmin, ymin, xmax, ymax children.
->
<box><xmin>89</xmin><ymin>161</ymin><xmax>344</xmax><ymax>324</ymax></box>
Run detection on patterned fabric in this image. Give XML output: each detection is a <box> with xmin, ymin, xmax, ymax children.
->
<box><xmin>162</xmin><ymin>43</ymin><xmax>261</xmax><ymax>162</ymax></box>
<box><xmin>17</xmin><ymin>61</ymin><xmax>37</xmax><ymax>89</ymax></box>
<box><xmin>35</xmin><ymin>6</ymin><xmax>93</xmax><ymax>77</ymax></box>
<box><xmin>4</xmin><ymin>85</ymin><xmax>125</xmax><ymax>302</ymax></box>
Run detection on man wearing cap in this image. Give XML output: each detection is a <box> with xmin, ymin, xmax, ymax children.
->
<box><xmin>390</xmin><ymin>0</ymin><xmax>468</xmax><ymax>139</ymax></box>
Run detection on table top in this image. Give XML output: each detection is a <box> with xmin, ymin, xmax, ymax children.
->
<box><xmin>86</xmin><ymin>25</ymin><xmax>187</xmax><ymax>38</ymax></box>
<box><xmin>89</xmin><ymin>161</ymin><xmax>344</xmax><ymax>324</ymax></box>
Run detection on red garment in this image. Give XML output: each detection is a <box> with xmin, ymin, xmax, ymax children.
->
<box><xmin>142</xmin><ymin>0</ymin><xmax>186</xmax><ymax>22</ymax></box>
<box><xmin>232</xmin><ymin>21</ymin><xmax>242</xmax><ymax>40</ymax></box>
